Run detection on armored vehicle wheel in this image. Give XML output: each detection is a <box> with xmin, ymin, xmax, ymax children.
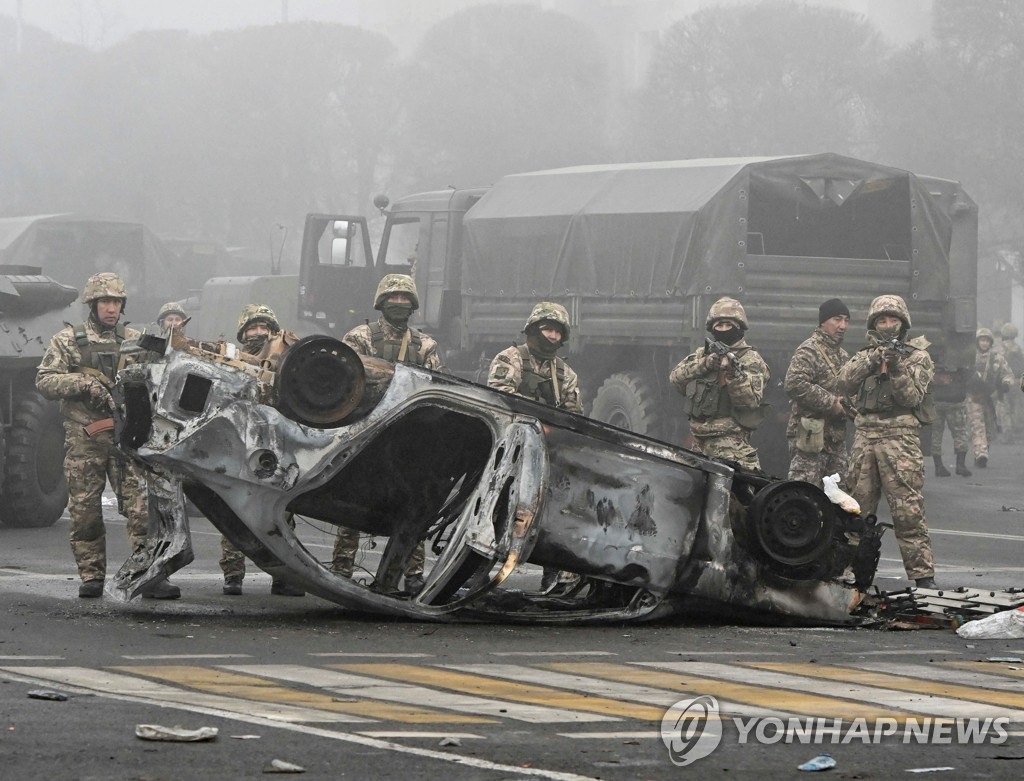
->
<box><xmin>0</xmin><ymin>391</ymin><xmax>68</xmax><ymax>528</ymax></box>
<box><xmin>589</xmin><ymin>372</ymin><xmax>664</xmax><ymax>437</ymax></box>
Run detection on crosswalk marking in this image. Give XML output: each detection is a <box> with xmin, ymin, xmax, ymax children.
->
<box><xmin>946</xmin><ymin>661</ymin><xmax>1024</xmax><ymax>680</ymax></box>
<box><xmin>550</xmin><ymin>662</ymin><xmax>907</xmax><ymax>720</ymax></box>
<box><xmin>223</xmin><ymin>664</ymin><xmax>614</xmax><ymax>723</ymax></box>
<box><xmin>0</xmin><ymin>666</ymin><xmax>370</xmax><ymax>723</ymax></box>
<box><xmin>113</xmin><ymin>666</ymin><xmax>490</xmax><ymax>724</ymax></box>
<box><xmin>332</xmin><ymin>663</ymin><xmax>667</xmax><ymax>721</ymax></box>
<box><xmin>852</xmin><ymin>662</ymin><xmax>1024</xmax><ymax>693</ymax></box>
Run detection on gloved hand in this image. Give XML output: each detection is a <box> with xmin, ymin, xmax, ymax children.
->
<box><xmin>85</xmin><ymin>378</ymin><xmax>114</xmax><ymax>413</ymax></box>
<box><xmin>703</xmin><ymin>353</ymin><xmax>722</xmax><ymax>372</ymax></box>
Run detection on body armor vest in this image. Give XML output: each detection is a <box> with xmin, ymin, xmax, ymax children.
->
<box><xmin>369</xmin><ymin>321</ymin><xmax>423</xmax><ymax>364</ymax></box>
<box><xmin>516</xmin><ymin>344</ymin><xmax>567</xmax><ymax>407</ymax></box>
<box><xmin>74</xmin><ymin>322</ymin><xmax>126</xmax><ymax>383</ymax></box>
<box><xmin>681</xmin><ymin>345</ymin><xmax>751</xmax><ymax>422</ymax></box>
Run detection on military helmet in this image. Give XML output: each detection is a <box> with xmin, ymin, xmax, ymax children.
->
<box><xmin>1001</xmin><ymin>322</ymin><xmax>1018</xmax><ymax>340</ymax></box>
<box><xmin>867</xmin><ymin>294</ymin><xmax>911</xmax><ymax>331</ymax></box>
<box><xmin>157</xmin><ymin>301</ymin><xmax>186</xmax><ymax>324</ymax></box>
<box><xmin>705</xmin><ymin>296</ymin><xmax>748</xmax><ymax>331</ymax></box>
<box><xmin>236</xmin><ymin>304</ymin><xmax>281</xmax><ymax>342</ymax></box>
<box><xmin>373</xmin><ymin>274</ymin><xmax>419</xmax><ymax>310</ymax></box>
<box><xmin>976</xmin><ymin>327</ymin><xmax>995</xmax><ymax>342</ymax></box>
<box><xmin>523</xmin><ymin>301</ymin><xmax>571</xmax><ymax>342</ymax></box>
<box><xmin>81</xmin><ymin>272</ymin><xmax>127</xmax><ymax>305</ymax></box>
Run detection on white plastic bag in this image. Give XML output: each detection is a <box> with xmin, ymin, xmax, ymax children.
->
<box><xmin>822</xmin><ymin>473</ymin><xmax>860</xmax><ymax>515</ymax></box>
<box><xmin>956</xmin><ymin>607</ymin><xmax>1024</xmax><ymax>640</ymax></box>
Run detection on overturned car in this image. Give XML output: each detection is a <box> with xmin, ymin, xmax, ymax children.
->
<box><xmin>113</xmin><ymin>333</ymin><xmax>882</xmax><ymax>624</ymax></box>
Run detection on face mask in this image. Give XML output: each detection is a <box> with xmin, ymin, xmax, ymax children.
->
<box><xmin>712</xmin><ymin>325</ymin><xmax>743</xmax><ymax>346</ymax></box>
<box><xmin>875</xmin><ymin>324</ymin><xmax>902</xmax><ymax>340</ymax></box>
<box><xmin>526</xmin><ymin>330</ymin><xmax>560</xmax><ymax>360</ymax></box>
<box><xmin>382</xmin><ymin>303</ymin><xmax>413</xmax><ymax>329</ymax></box>
<box><xmin>243</xmin><ymin>334</ymin><xmax>269</xmax><ymax>354</ymax></box>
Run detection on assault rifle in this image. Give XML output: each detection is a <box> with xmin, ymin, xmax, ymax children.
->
<box><xmin>704</xmin><ymin>337</ymin><xmax>747</xmax><ymax>380</ymax></box>
<box><xmin>879</xmin><ymin>337</ymin><xmax>914</xmax><ymax>378</ymax></box>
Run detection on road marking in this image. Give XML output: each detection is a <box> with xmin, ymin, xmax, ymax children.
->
<box><xmin>0</xmin><ymin>666</ymin><xmax>369</xmax><ymax>722</ymax></box>
<box><xmin>545</xmin><ymin>662</ymin><xmax>906</xmax><ymax>720</ymax></box>
<box><xmin>307</xmin><ymin>653</ymin><xmax>433</xmax><ymax>658</ymax></box>
<box><xmin>0</xmin><ymin>667</ymin><xmax>598</xmax><ymax>781</ymax></box>
<box><xmin>558</xmin><ymin>731</ymin><xmax>657</xmax><ymax>740</ymax></box>
<box><xmin>224</xmin><ymin>664</ymin><xmax>613</xmax><ymax>723</ymax></box>
<box><xmin>489</xmin><ymin>651</ymin><xmax>617</xmax><ymax>657</ymax></box>
<box><xmin>114</xmin><ymin>665</ymin><xmax>489</xmax><ymax>725</ymax></box>
<box><xmin>0</xmin><ymin>655</ymin><xmax>65</xmax><ymax>661</ymax></box>
<box><xmin>355</xmin><ymin>732</ymin><xmax>486</xmax><ymax>739</ymax></box>
<box><xmin>121</xmin><ymin>654</ymin><xmax>253</xmax><ymax>660</ymax></box>
<box><xmin>333</xmin><ymin>663</ymin><xmax>666</xmax><ymax>721</ymax></box>
<box><xmin>945</xmin><ymin>662</ymin><xmax>1024</xmax><ymax>680</ymax></box>
<box><xmin>928</xmin><ymin>528</ymin><xmax>1024</xmax><ymax>542</ymax></box>
<box><xmin>735</xmin><ymin>662</ymin><xmax>1024</xmax><ymax>720</ymax></box>
<box><xmin>855</xmin><ymin>662</ymin><xmax>1024</xmax><ymax>693</ymax></box>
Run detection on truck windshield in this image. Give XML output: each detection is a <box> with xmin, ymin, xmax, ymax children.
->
<box><xmin>382</xmin><ymin>218</ymin><xmax>421</xmax><ymax>275</ymax></box>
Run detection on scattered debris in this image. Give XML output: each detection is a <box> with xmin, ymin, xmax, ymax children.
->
<box><xmin>798</xmin><ymin>753</ymin><xmax>836</xmax><ymax>771</ymax></box>
<box><xmin>438</xmin><ymin>737</ymin><xmax>461</xmax><ymax>747</ymax></box>
<box><xmin>866</xmin><ymin>587</ymin><xmax>1024</xmax><ymax>631</ymax></box>
<box><xmin>905</xmin><ymin>768</ymin><xmax>955</xmax><ymax>774</ymax></box>
<box><xmin>956</xmin><ymin>607</ymin><xmax>1024</xmax><ymax>639</ymax></box>
<box><xmin>26</xmin><ymin>689</ymin><xmax>68</xmax><ymax>701</ymax></box>
<box><xmin>986</xmin><ymin>657</ymin><xmax>1024</xmax><ymax>664</ymax></box>
<box><xmin>1000</xmin><ymin>506</ymin><xmax>1020</xmax><ymax>512</ymax></box>
<box><xmin>263</xmin><ymin>759</ymin><xmax>306</xmax><ymax>773</ymax></box>
<box><xmin>135</xmin><ymin>724</ymin><xmax>219</xmax><ymax>742</ymax></box>
<box><xmin>230</xmin><ymin>734</ymin><xmax>262</xmax><ymax>740</ymax></box>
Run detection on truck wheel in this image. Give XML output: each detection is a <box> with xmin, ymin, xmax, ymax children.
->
<box><xmin>0</xmin><ymin>392</ymin><xmax>68</xmax><ymax>528</ymax></box>
<box><xmin>589</xmin><ymin>372</ymin><xmax>664</xmax><ymax>436</ymax></box>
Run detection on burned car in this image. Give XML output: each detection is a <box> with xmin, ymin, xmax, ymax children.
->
<box><xmin>112</xmin><ymin>333</ymin><xmax>882</xmax><ymax>624</ymax></box>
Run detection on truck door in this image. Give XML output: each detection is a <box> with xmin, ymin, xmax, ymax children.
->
<box><xmin>377</xmin><ymin>213</ymin><xmax>448</xmax><ymax>330</ymax></box>
<box><xmin>298</xmin><ymin>214</ymin><xmax>375</xmax><ymax>336</ymax></box>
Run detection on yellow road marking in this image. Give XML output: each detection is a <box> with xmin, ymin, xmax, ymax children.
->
<box><xmin>112</xmin><ymin>666</ymin><xmax>491</xmax><ymax>724</ymax></box>
<box><xmin>945</xmin><ymin>661</ymin><xmax>1024</xmax><ymax>680</ymax></box>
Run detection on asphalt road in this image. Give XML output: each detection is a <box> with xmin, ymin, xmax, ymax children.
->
<box><xmin>2</xmin><ymin>440</ymin><xmax>1024</xmax><ymax>780</ymax></box>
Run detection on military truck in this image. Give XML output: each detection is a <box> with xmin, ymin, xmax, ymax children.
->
<box><xmin>297</xmin><ymin>153</ymin><xmax>978</xmax><ymax>474</ymax></box>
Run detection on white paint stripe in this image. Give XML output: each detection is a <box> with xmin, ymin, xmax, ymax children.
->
<box><xmin>855</xmin><ymin>662</ymin><xmax>1024</xmax><ymax>692</ymax></box>
<box><xmin>307</xmin><ymin>653</ymin><xmax>432</xmax><ymax>658</ymax></box>
<box><xmin>853</xmin><ymin>650</ymin><xmax>964</xmax><ymax>656</ymax></box>
<box><xmin>489</xmin><ymin>651</ymin><xmax>617</xmax><ymax>657</ymax></box>
<box><xmin>0</xmin><ymin>667</ymin><xmax>601</xmax><ymax>781</ymax></box>
<box><xmin>0</xmin><ymin>655</ymin><xmax>65</xmax><ymax>661</ymax></box>
<box><xmin>558</xmin><ymin>732</ymin><xmax>657</xmax><ymax>740</ymax></box>
<box><xmin>223</xmin><ymin>664</ymin><xmax>614</xmax><ymax>724</ymax></box>
<box><xmin>642</xmin><ymin>662</ymin><xmax>1024</xmax><ymax>721</ymax></box>
<box><xmin>121</xmin><ymin>654</ymin><xmax>253</xmax><ymax>660</ymax></box>
<box><xmin>356</xmin><ymin>732</ymin><xmax>486</xmax><ymax>739</ymax></box>
<box><xmin>447</xmin><ymin>663</ymin><xmax>789</xmax><ymax>719</ymax></box>
<box><xmin>0</xmin><ymin>666</ymin><xmax>370</xmax><ymax>723</ymax></box>
<box><xmin>929</xmin><ymin>528</ymin><xmax>1024</xmax><ymax>542</ymax></box>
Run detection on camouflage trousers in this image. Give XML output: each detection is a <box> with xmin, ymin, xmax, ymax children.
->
<box><xmin>996</xmin><ymin>390</ymin><xmax>1024</xmax><ymax>442</ymax></box>
<box><xmin>64</xmin><ymin>423</ymin><xmax>148</xmax><ymax>583</ymax></box>
<box><xmin>930</xmin><ymin>401</ymin><xmax>969</xmax><ymax>457</ymax></box>
<box><xmin>965</xmin><ymin>397</ymin><xmax>997</xmax><ymax>459</ymax></box>
<box><xmin>691</xmin><ymin>432</ymin><xmax>760</xmax><ymax>472</ymax></box>
<box><xmin>331</xmin><ymin>526</ymin><xmax>425</xmax><ymax>579</ymax></box>
<box><xmin>787</xmin><ymin>438</ymin><xmax>849</xmax><ymax>489</ymax></box>
<box><xmin>846</xmin><ymin>428</ymin><xmax>935</xmax><ymax>580</ymax></box>
<box><xmin>220</xmin><ymin>514</ymin><xmax>296</xmax><ymax>580</ymax></box>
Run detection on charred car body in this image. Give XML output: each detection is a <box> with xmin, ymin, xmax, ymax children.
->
<box><xmin>114</xmin><ymin>332</ymin><xmax>882</xmax><ymax>625</ymax></box>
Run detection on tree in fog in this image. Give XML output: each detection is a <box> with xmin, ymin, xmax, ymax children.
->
<box><xmin>635</xmin><ymin>0</ymin><xmax>888</xmax><ymax>160</ymax></box>
<box><xmin>396</xmin><ymin>4</ymin><xmax>609</xmax><ymax>190</ymax></box>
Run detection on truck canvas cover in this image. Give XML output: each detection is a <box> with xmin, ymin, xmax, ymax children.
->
<box><xmin>461</xmin><ymin>153</ymin><xmax>970</xmax><ymax>302</ymax></box>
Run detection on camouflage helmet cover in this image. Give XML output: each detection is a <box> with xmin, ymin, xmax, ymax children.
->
<box><xmin>157</xmin><ymin>300</ymin><xmax>187</xmax><ymax>324</ymax></box>
<box><xmin>867</xmin><ymin>294</ymin><xmax>911</xmax><ymax>331</ymax></box>
<box><xmin>1001</xmin><ymin>322</ymin><xmax>1018</xmax><ymax>339</ymax></box>
<box><xmin>236</xmin><ymin>303</ymin><xmax>281</xmax><ymax>342</ymax></box>
<box><xmin>705</xmin><ymin>296</ymin><xmax>748</xmax><ymax>331</ymax></box>
<box><xmin>81</xmin><ymin>272</ymin><xmax>127</xmax><ymax>305</ymax></box>
<box><xmin>373</xmin><ymin>274</ymin><xmax>419</xmax><ymax>310</ymax></box>
<box><xmin>523</xmin><ymin>301</ymin><xmax>571</xmax><ymax>342</ymax></box>
<box><xmin>976</xmin><ymin>327</ymin><xmax>995</xmax><ymax>341</ymax></box>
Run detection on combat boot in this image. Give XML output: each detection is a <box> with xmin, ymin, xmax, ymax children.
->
<box><xmin>222</xmin><ymin>577</ymin><xmax>243</xmax><ymax>596</ymax></box>
<box><xmin>270</xmin><ymin>579</ymin><xmax>305</xmax><ymax>597</ymax></box>
<box><xmin>915</xmin><ymin>577</ymin><xmax>938</xmax><ymax>589</ymax></box>
<box><xmin>933</xmin><ymin>455</ymin><xmax>950</xmax><ymax>478</ymax></box>
<box><xmin>78</xmin><ymin>579</ymin><xmax>104</xmax><ymax>598</ymax></box>
<box><xmin>141</xmin><ymin>579</ymin><xmax>181</xmax><ymax>600</ymax></box>
<box><xmin>404</xmin><ymin>574</ymin><xmax>426</xmax><ymax>596</ymax></box>
<box><xmin>955</xmin><ymin>452</ymin><xmax>972</xmax><ymax>477</ymax></box>
<box><xmin>975</xmin><ymin>453</ymin><xmax>988</xmax><ymax>468</ymax></box>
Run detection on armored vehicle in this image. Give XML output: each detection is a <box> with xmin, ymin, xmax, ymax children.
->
<box><xmin>298</xmin><ymin>154</ymin><xmax>977</xmax><ymax>474</ymax></box>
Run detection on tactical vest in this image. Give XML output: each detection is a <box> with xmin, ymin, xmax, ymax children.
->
<box><xmin>73</xmin><ymin>322</ymin><xmax>126</xmax><ymax>384</ymax></box>
<box><xmin>854</xmin><ymin>345</ymin><xmax>922</xmax><ymax>419</ymax></box>
<box><xmin>369</xmin><ymin>321</ymin><xmax>423</xmax><ymax>364</ymax></box>
<box><xmin>516</xmin><ymin>344</ymin><xmax>568</xmax><ymax>407</ymax></box>
<box><xmin>681</xmin><ymin>345</ymin><xmax>752</xmax><ymax>422</ymax></box>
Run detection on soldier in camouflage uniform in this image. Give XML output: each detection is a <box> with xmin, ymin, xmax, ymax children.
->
<box><xmin>331</xmin><ymin>275</ymin><xmax>443</xmax><ymax>593</ymax></box>
<box><xmin>784</xmin><ymin>298</ymin><xmax>852</xmax><ymax>488</ymax></box>
<box><xmin>996</xmin><ymin>322</ymin><xmax>1024</xmax><ymax>441</ymax></box>
<box><xmin>156</xmin><ymin>301</ymin><xmax>187</xmax><ymax>332</ymax></box>
<box><xmin>489</xmin><ymin>301</ymin><xmax>582</xmax><ymax>590</ymax></box>
<box><xmin>965</xmin><ymin>327</ymin><xmax>1014</xmax><ymax>468</ymax></box>
<box><xmin>669</xmin><ymin>297</ymin><xmax>770</xmax><ymax>471</ymax></box>
<box><xmin>36</xmin><ymin>273</ymin><xmax>180</xmax><ymax>599</ymax></box>
<box><xmin>931</xmin><ymin>400</ymin><xmax>972</xmax><ymax>478</ymax></box>
<box><xmin>221</xmin><ymin>304</ymin><xmax>305</xmax><ymax>597</ymax></box>
<box><xmin>838</xmin><ymin>295</ymin><xmax>939</xmax><ymax>589</ymax></box>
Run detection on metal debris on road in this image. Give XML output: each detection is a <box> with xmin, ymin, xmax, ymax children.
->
<box><xmin>135</xmin><ymin>724</ymin><xmax>219</xmax><ymax>742</ymax></box>
<box><xmin>26</xmin><ymin>689</ymin><xmax>68</xmax><ymax>701</ymax></box>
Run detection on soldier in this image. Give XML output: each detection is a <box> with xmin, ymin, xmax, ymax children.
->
<box><xmin>784</xmin><ymin>298</ymin><xmax>852</xmax><ymax>488</ymax></box>
<box><xmin>965</xmin><ymin>327</ymin><xmax>1014</xmax><ymax>468</ymax></box>
<box><xmin>489</xmin><ymin>301</ymin><xmax>582</xmax><ymax>591</ymax></box>
<box><xmin>997</xmin><ymin>322</ymin><xmax>1024</xmax><ymax>441</ymax></box>
<box><xmin>669</xmin><ymin>297</ymin><xmax>770</xmax><ymax>471</ymax></box>
<box><xmin>36</xmin><ymin>273</ymin><xmax>180</xmax><ymax>599</ymax></box>
<box><xmin>931</xmin><ymin>399</ymin><xmax>972</xmax><ymax>478</ymax></box>
<box><xmin>838</xmin><ymin>295</ymin><xmax>939</xmax><ymax>589</ymax></box>
<box><xmin>331</xmin><ymin>275</ymin><xmax>443</xmax><ymax>594</ymax></box>
<box><xmin>221</xmin><ymin>304</ymin><xmax>305</xmax><ymax>597</ymax></box>
<box><xmin>156</xmin><ymin>301</ymin><xmax>187</xmax><ymax>332</ymax></box>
